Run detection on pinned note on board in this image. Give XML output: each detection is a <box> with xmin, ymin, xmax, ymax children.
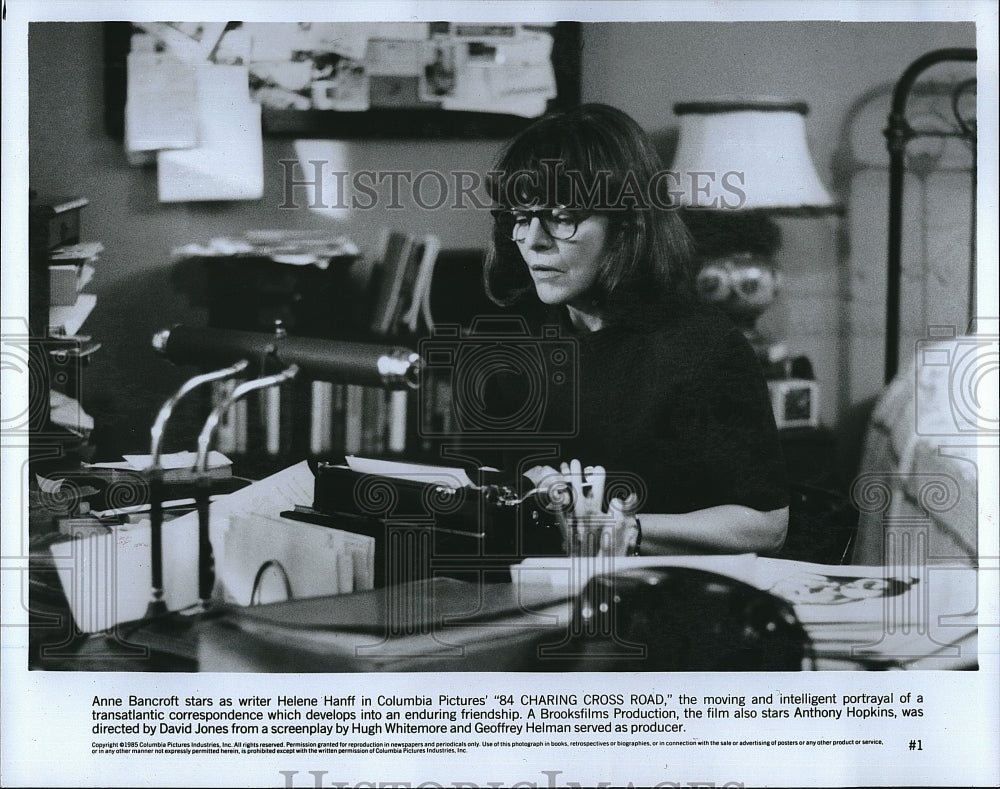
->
<box><xmin>122</xmin><ymin>27</ymin><xmax>263</xmax><ymax>202</ymax></box>
<box><xmin>125</xmin><ymin>51</ymin><xmax>199</xmax><ymax>154</ymax></box>
<box><xmin>156</xmin><ymin>64</ymin><xmax>264</xmax><ymax>202</ymax></box>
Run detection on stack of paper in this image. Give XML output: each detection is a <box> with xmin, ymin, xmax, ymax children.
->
<box><xmin>512</xmin><ymin>554</ymin><xmax>980</xmax><ymax>669</ymax></box>
<box><xmin>50</xmin><ymin>461</ymin><xmax>373</xmax><ymax>633</ymax></box>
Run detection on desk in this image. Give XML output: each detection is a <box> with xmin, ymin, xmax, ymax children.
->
<box><xmin>29</xmin><ymin>458</ymin><xmax>979</xmax><ymax>673</ymax></box>
<box><xmin>30</xmin><ymin>553</ymin><xmax>978</xmax><ymax>673</ymax></box>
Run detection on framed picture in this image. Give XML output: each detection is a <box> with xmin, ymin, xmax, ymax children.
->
<box><xmin>768</xmin><ymin>378</ymin><xmax>821</xmax><ymax>429</ymax></box>
<box><xmin>104</xmin><ymin>21</ymin><xmax>581</xmax><ymax>140</ymax></box>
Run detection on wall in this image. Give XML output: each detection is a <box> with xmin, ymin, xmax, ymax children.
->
<box><xmin>581</xmin><ymin>21</ymin><xmax>976</xmax><ymax>451</ymax></box>
<box><xmin>28</xmin><ymin>21</ymin><xmax>977</xmax><ymax>460</ymax></box>
<box><xmin>28</xmin><ymin>22</ymin><xmax>497</xmax><ymax>456</ymax></box>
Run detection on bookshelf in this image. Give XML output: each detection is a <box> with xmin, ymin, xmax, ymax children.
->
<box><xmin>191</xmin><ymin>230</ymin><xmax>441</xmax><ymax>474</ymax></box>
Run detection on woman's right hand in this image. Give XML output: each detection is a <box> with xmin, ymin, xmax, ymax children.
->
<box><xmin>525</xmin><ymin>460</ymin><xmax>640</xmax><ymax>557</ymax></box>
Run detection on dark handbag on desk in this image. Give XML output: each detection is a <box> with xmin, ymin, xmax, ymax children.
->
<box><xmin>552</xmin><ymin>567</ymin><xmax>812</xmax><ymax>671</ymax></box>
<box><xmin>198</xmin><ymin>567</ymin><xmax>811</xmax><ymax>673</ymax></box>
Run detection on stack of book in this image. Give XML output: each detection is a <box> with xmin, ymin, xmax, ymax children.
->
<box><xmin>180</xmin><ymin>229</ymin><xmax>441</xmax><ymax>465</ymax></box>
<box><xmin>25</xmin><ymin>195</ymin><xmax>101</xmax><ymax>441</ymax></box>
<box><xmin>48</xmin><ymin>241</ymin><xmax>102</xmax><ymax>333</ymax></box>
<box><xmin>37</xmin><ymin>196</ymin><xmax>101</xmax><ymax>337</ymax></box>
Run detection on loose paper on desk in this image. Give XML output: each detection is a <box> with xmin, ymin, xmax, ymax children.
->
<box><xmin>753</xmin><ymin>558</ymin><xmax>979</xmax><ymax>667</ymax></box>
<box><xmin>219</xmin><ymin>511</ymin><xmax>373</xmax><ymax>606</ymax></box>
<box><xmin>157</xmin><ymin>64</ymin><xmax>264</xmax><ymax>202</ymax></box>
<box><xmin>50</xmin><ymin>460</ymin><xmax>317</xmax><ymax>632</ymax></box>
<box><xmin>84</xmin><ymin>450</ymin><xmax>231</xmax><ymax>473</ymax></box>
<box><xmin>345</xmin><ymin>455</ymin><xmax>474</xmax><ymax>488</ymax></box>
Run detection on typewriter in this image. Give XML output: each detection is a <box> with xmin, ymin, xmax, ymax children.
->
<box><xmin>281</xmin><ymin>459</ymin><xmax>566</xmax><ymax>586</ymax></box>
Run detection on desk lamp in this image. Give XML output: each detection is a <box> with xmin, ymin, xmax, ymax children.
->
<box><xmin>671</xmin><ymin>98</ymin><xmax>837</xmax><ymax>370</ymax></box>
<box><xmin>145</xmin><ymin>359</ymin><xmax>248</xmax><ymax>619</ymax></box>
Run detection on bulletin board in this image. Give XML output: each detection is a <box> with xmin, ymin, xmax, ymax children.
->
<box><xmin>104</xmin><ymin>21</ymin><xmax>581</xmax><ymax>140</ymax></box>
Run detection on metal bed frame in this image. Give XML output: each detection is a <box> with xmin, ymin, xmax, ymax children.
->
<box><xmin>883</xmin><ymin>47</ymin><xmax>978</xmax><ymax>383</ymax></box>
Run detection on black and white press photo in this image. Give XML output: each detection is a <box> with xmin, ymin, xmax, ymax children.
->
<box><xmin>2</xmin><ymin>2</ymin><xmax>997</xmax><ymax>787</ymax></box>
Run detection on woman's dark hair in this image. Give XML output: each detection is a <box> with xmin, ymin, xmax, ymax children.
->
<box><xmin>484</xmin><ymin>103</ymin><xmax>692</xmax><ymax>318</ymax></box>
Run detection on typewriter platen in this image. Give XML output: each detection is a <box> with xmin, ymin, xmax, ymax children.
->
<box><xmin>281</xmin><ymin>460</ymin><xmax>566</xmax><ymax>585</ymax></box>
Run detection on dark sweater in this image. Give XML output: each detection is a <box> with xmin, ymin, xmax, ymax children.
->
<box><xmin>467</xmin><ymin>296</ymin><xmax>788</xmax><ymax>515</ymax></box>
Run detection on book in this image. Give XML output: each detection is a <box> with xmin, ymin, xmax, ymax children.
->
<box><xmin>397</xmin><ymin>233</ymin><xmax>441</xmax><ymax>333</ymax></box>
<box><xmin>30</xmin><ymin>196</ymin><xmax>88</xmax><ymax>249</ymax></box>
<box><xmin>49</xmin><ymin>241</ymin><xmax>104</xmax><ymax>263</ymax></box>
<box><xmin>44</xmin><ymin>195</ymin><xmax>90</xmax><ymax>214</ymax></box>
<box><xmin>309</xmin><ymin>380</ymin><xmax>334</xmax><ymax>455</ymax></box>
<box><xmin>49</xmin><ymin>293</ymin><xmax>96</xmax><ymax>336</ymax></box>
<box><xmin>48</xmin><ymin>262</ymin><xmax>95</xmax><ymax>306</ymax></box>
<box><xmin>360</xmin><ymin>387</ymin><xmax>387</xmax><ymax>454</ymax></box>
<box><xmin>343</xmin><ymin>384</ymin><xmax>365</xmax><ymax>455</ymax></box>
<box><xmin>368</xmin><ymin>230</ymin><xmax>415</xmax><ymax>335</ymax></box>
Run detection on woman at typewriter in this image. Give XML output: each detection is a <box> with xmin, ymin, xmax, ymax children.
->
<box><xmin>479</xmin><ymin>103</ymin><xmax>789</xmax><ymax>557</ymax></box>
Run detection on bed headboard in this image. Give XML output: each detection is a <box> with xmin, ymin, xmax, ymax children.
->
<box><xmin>849</xmin><ymin>47</ymin><xmax>982</xmax><ymax>567</ymax></box>
<box><xmin>883</xmin><ymin>47</ymin><xmax>977</xmax><ymax>384</ymax></box>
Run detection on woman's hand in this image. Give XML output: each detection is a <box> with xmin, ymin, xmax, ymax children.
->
<box><xmin>525</xmin><ymin>460</ymin><xmax>640</xmax><ymax>557</ymax></box>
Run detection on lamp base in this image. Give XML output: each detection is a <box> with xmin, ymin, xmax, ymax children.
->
<box><xmin>111</xmin><ymin>610</ymin><xmax>201</xmax><ymax>665</ymax></box>
<box><xmin>741</xmin><ymin>326</ymin><xmax>788</xmax><ymax>370</ymax></box>
<box><xmin>694</xmin><ymin>251</ymin><xmax>786</xmax><ymax>371</ymax></box>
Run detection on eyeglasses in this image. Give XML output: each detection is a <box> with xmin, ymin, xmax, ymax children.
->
<box><xmin>496</xmin><ymin>207</ymin><xmax>592</xmax><ymax>242</ymax></box>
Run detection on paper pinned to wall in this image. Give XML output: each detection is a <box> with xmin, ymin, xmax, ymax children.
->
<box><xmin>133</xmin><ymin>22</ymin><xmax>228</xmax><ymax>63</ymax></box>
<box><xmin>440</xmin><ymin>68</ymin><xmax>550</xmax><ymax>117</ymax></box>
<box><xmin>157</xmin><ymin>64</ymin><xmax>264</xmax><ymax>202</ymax></box>
<box><xmin>125</xmin><ymin>50</ymin><xmax>199</xmax><ymax>153</ymax></box>
<box><xmin>438</xmin><ymin>29</ymin><xmax>556</xmax><ymax>117</ymax></box>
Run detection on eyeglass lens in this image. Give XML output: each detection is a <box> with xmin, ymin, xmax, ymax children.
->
<box><xmin>507</xmin><ymin>209</ymin><xmax>584</xmax><ymax>242</ymax></box>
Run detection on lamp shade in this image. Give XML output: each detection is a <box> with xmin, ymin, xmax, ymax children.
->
<box><xmin>671</xmin><ymin>98</ymin><xmax>836</xmax><ymax>211</ymax></box>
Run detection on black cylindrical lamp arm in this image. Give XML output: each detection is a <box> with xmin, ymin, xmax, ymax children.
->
<box><xmin>153</xmin><ymin>325</ymin><xmax>421</xmax><ymax>390</ymax></box>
